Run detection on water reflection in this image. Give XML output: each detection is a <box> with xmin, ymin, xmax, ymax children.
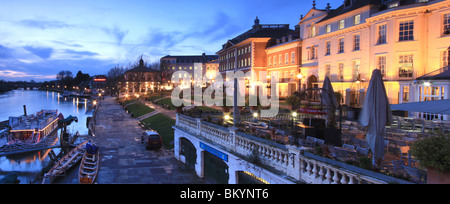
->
<box><xmin>0</xmin><ymin>90</ymin><xmax>91</xmax><ymax>183</ymax></box>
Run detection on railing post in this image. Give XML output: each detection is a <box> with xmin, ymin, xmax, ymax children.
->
<box><xmin>228</xmin><ymin>127</ymin><xmax>238</xmax><ymax>152</ymax></box>
<box><xmin>286</xmin><ymin>145</ymin><xmax>304</xmax><ymax>181</ymax></box>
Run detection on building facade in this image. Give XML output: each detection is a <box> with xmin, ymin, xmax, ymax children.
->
<box><xmin>216</xmin><ymin>17</ymin><xmax>296</xmax><ymax>97</ymax></box>
<box><xmin>299</xmin><ymin>0</ymin><xmax>450</xmax><ymax>109</ymax></box>
<box><xmin>160</xmin><ymin>53</ymin><xmax>218</xmax><ymax>87</ymax></box>
<box><xmin>123</xmin><ymin>59</ymin><xmax>161</xmax><ymax>97</ymax></box>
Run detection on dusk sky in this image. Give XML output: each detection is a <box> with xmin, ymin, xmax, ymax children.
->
<box><xmin>0</xmin><ymin>0</ymin><xmax>341</xmax><ymax>82</ymax></box>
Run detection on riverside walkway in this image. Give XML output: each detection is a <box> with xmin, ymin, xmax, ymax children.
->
<box><xmin>56</xmin><ymin>96</ymin><xmax>205</xmax><ymax>184</ymax></box>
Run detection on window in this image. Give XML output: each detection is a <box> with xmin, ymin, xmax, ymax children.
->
<box><xmin>377</xmin><ymin>24</ymin><xmax>387</xmax><ymax>44</ymax></box>
<box><xmin>399</xmin><ymin>54</ymin><xmax>414</xmax><ymax>78</ymax></box>
<box><xmin>325</xmin><ymin>41</ymin><xmax>331</xmax><ymax>55</ymax></box>
<box><xmin>269</xmin><ymin>57</ymin><xmax>272</xmax><ymax>67</ymax></box>
<box><xmin>353</xmin><ymin>35</ymin><xmax>360</xmax><ymax>51</ymax></box>
<box><xmin>338</xmin><ymin>62</ymin><xmax>344</xmax><ymax>81</ymax></box>
<box><xmin>402</xmin><ymin>86</ymin><xmax>410</xmax><ymax>103</ymax></box>
<box><xmin>285</xmin><ymin>53</ymin><xmax>289</xmax><ymax>64</ymax></box>
<box><xmin>354</xmin><ymin>14</ymin><xmax>361</xmax><ymax>25</ymax></box>
<box><xmin>353</xmin><ymin>60</ymin><xmax>360</xmax><ymax>81</ymax></box>
<box><xmin>311</xmin><ymin>26</ymin><xmax>317</xmax><ymax>37</ymax></box>
<box><xmin>325</xmin><ymin>64</ymin><xmax>331</xmax><ymax>78</ymax></box>
<box><xmin>291</xmin><ymin>52</ymin><xmax>296</xmax><ymax>63</ymax></box>
<box><xmin>310</xmin><ymin>47</ymin><xmax>317</xmax><ymax>60</ymax></box>
<box><xmin>442</xmin><ymin>50</ymin><xmax>448</xmax><ymax>68</ymax></box>
<box><xmin>326</xmin><ymin>24</ymin><xmax>331</xmax><ymax>33</ymax></box>
<box><xmin>279</xmin><ymin>54</ymin><xmax>282</xmax><ymax>65</ymax></box>
<box><xmin>339</xmin><ymin>19</ymin><xmax>345</xmax><ymax>30</ymax></box>
<box><xmin>274</xmin><ymin>55</ymin><xmax>277</xmax><ymax>66</ymax></box>
<box><xmin>338</xmin><ymin>38</ymin><xmax>345</xmax><ymax>53</ymax></box>
<box><xmin>377</xmin><ymin>56</ymin><xmax>387</xmax><ymax>78</ymax></box>
<box><xmin>444</xmin><ymin>13</ymin><xmax>450</xmax><ymax>35</ymax></box>
<box><xmin>399</xmin><ymin>20</ymin><xmax>414</xmax><ymax>41</ymax></box>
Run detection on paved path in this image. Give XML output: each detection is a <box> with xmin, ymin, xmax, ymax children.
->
<box><xmin>56</xmin><ymin>96</ymin><xmax>205</xmax><ymax>184</ymax></box>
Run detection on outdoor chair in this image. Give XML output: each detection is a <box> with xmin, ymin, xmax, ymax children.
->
<box><xmin>392</xmin><ymin>160</ymin><xmax>404</xmax><ymax>172</ymax></box>
<box><xmin>422</xmin><ymin>120</ymin><xmax>436</xmax><ymax>133</ymax></box>
<box><xmin>413</xmin><ymin>119</ymin><xmax>424</xmax><ymax>131</ymax></box>
<box><xmin>402</xmin><ymin>165</ymin><xmax>427</xmax><ymax>184</ymax></box>
<box><xmin>343</xmin><ymin>144</ymin><xmax>356</xmax><ymax>150</ymax></box>
<box><xmin>356</xmin><ymin>146</ymin><xmax>369</xmax><ymax>157</ymax></box>
<box><xmin>315</xmin><ymin>139</ymin><xmax>325</xmax><ymax>146</ymax></box>
<box><xmin>442</xmin><ymin>123</ymin><xmax>450</xmax><ymax>134</ymax></box>
<box><xmin>399</xmin><ymin>146</ymin><xmax>411</xmax><ymax>161</ymax></box>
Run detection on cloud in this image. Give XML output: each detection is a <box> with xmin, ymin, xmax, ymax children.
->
<box><xmin>144</xmin><ymin>29</ymin><xmax>183</xmax><ymax>48</ymax></box>
<box><xmin>18</xmin><ymin>19</ymin><xmax>71</xmax><ymax>30</ymax></box>
<box><xmin>102</xmin><ymin>26</ymin><xmax>129</xmax><ymax>45</ymax></box>
<box><xmin>23</xmin><ymin>46</ymin><xmax>54</xmax><ymax>59</ymax></box>
<box><xmin>0</xmin><ymin>45</ymin><xmax>13</xmax><ymax>59</ymax></box>
<box><xmin>0</xmin><ymin>69</ymin><xmax>55</xmax><ymax>79</ymax></box>
<box><xmin>64</xmin><ymin>49</ymin><xmax>99</xmax><ymax>57</ymax></box>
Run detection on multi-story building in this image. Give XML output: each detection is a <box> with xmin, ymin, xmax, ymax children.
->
<box><xmin>298</xmin><ymin>0</ymin><xmax>450</xmax><ymax>110</ymax></box>
<box><xmin>123</xmin><ymin>58</ymin><xmax>160</xmax><ymax>97</ymax></box>
<box><xmin>265</xmin><ymin>26</ymin><xmax>302</xmax><ymax>97</ymax></box>
<box><xmin>216</xmin><ymin>17</ymin><xmax>295</xmax><ymax>97</ymax></box>
<box><xmin>160</xmin><ymin>53</ymin><xmax>218</xmax><ymax>86</ymax></box>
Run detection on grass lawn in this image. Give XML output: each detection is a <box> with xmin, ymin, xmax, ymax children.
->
<box><xmin>147</xmin><ymin>95</ymin><xmax>166</xmax><ymax>101</ymax></box>
<box><xmin>141</xmin><ymin>113</ymin><xmax>176</xmax><ymax>150</ymax></box>
<box><xmin>126</xmin><ymin>102</ymin><xmax>155</xmax><ymax>118</ymax></box>
<box><xmin>155</xmin><ymin>98</ymin><xmax>177</xmax><ymax>110</ymax></box>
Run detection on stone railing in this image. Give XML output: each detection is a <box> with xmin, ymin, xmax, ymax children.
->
<box><xmin>175</xmin><ymin>114</ymin><xmax>411</xmax><ymax>184</ymax></box>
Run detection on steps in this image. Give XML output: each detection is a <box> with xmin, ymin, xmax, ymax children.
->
<box><xmin>136</xmin><ymin>111</ymin><xmax>160</xmax><ymax>121</ymax></box>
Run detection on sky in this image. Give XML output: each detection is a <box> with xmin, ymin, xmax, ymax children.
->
<box><xmin>0</xmin><ymin>0</ymin><xmax>341</xmax><ymax>82</ymax></box>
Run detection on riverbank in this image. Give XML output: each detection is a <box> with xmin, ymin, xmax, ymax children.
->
<box><xmin>69</xmin><ymin>96</ymin><xmax>205</xmax><ymax>184</ymax></box>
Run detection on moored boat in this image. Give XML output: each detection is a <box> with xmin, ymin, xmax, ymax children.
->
<box><xmin>41</xmin><ymin>140</ymin><xmax>88</xmax><ymax>184</ymax></box>
<box><xmin>79</xmin><ymin>151</ymin><xmax>100</xmax><ymax>184</ymax></box>
<box><xmin>8</xmin><ymin>110</ymin><xmax>60</xmax><ymax>144</ymax></box>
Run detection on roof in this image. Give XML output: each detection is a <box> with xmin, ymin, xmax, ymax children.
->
<box><xmin>417</xmin><ymin>67</ymin><xmax>450</xmax><ymax>80</ymax></box>
<box><xmin>219</xmin><ymin>23</ymin><xmax>294</xmax><ymax>52</ymax></box>
<box><xmin>161</xmin><ymin>54</ymin><xmax>218</xmax><ymax>63</ymax></box>
<box><xmin>391</xmin><ymin>99</ymin><xmax>450</xmax><ymax>115</ymax></box>
<box><xmin>144</xmin><ymin>130</ymin><xmax>159</xmax><ymax>136</ymax></box>
<box><xmin>318</xmin><ymin>0</ymin><xmax>382</xmax><ymax>23</ymax></box>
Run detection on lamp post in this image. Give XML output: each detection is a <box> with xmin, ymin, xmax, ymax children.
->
<box><xmin>292</xmin><ymin>111</ymin><xmax>299</xmax><ymax>146</ymax></box>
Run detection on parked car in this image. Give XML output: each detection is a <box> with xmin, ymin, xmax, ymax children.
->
<box><xmin>141</xmin><ymin>130</ymin><xmax>162</xmax><ymax>150</ymax></box>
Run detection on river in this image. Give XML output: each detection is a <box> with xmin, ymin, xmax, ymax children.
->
<box><xmin>0</xmin><ymin>90</ymin><xmax>91</xmax><ymax>183</ymax></box>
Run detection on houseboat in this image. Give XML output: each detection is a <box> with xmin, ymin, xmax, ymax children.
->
<box><xmin>8</xmin><ymin>110</ymin><xmax>60</xmax><ymax>144</ymax></box>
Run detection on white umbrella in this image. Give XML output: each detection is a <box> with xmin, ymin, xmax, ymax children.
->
<box><xmin>359</xmin><ymin>69</ymin><xmax>393</xmax><ymax>164</ymax></box>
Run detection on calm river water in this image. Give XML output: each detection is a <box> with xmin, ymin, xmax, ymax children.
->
<box><xmin>0</xmin><ymin>90</ymin><xmax>91</xmax><ymax>183</ymax></box>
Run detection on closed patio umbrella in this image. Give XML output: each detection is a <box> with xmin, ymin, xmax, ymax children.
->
<box><xmin>321</xmin><ymin>76</ymin><xmax>338</xmax><ymax>109</ymax></box>
<box><xmin>359</xmin><ymin>69</ymin><xmax>393</xmax><ymax>165</ymax></box>
<box><xmin>321</xmin><ymin>76</ymin><xmax>338</xmax><ymax>127</ymax></box>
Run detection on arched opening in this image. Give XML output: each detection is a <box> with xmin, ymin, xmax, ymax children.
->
<box><xmin>180</xmin><ymin>138</ymin><xmax>197</xmax><ymax>170</ymax></box>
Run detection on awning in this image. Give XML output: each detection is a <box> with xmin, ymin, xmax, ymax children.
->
<box><xmin>391</xmin><ymin>99</ymin><xmax>450</xmax><ymax>115</ymax></box>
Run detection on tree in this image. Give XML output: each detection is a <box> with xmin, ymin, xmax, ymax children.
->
<box><xmin>56</xmin><ymin>70</ymin><xmax>74</xmax><ymax>90</ymax></box>
<box><xmin>106</xmin><ymin>65</ymin><xmax>127</xmax><ymax>96</ymax></box>
<box><xmin>156</xmin><ymin>60</ymin><xmax>173</xmax><ymax>92</ymax></box>
<box><xmin>74</xmin><ymin>71</ymin><xmax>90</xmax><ymax>85</ymax></box>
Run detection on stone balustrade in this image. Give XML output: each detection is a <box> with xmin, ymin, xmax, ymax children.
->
<box><xmin>175</xmin><ymin>114</ymin><xmax>411</xmax><ymax>184</ymax></box>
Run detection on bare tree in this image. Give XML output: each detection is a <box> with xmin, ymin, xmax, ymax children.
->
<box><xmin>151</xmin><ymin>61</ymin><xmax>173</xmax><ymax>91</ymax></box>
<box><xmin>106</xmin><ymin>65</ymin><xmax>127</xmax><ymax>96</ymax></box>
